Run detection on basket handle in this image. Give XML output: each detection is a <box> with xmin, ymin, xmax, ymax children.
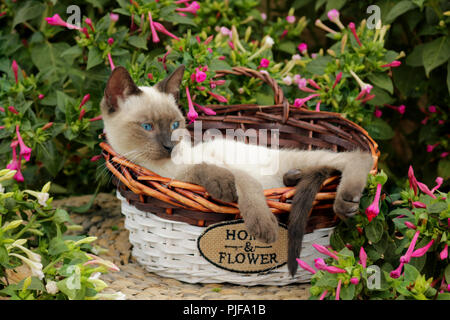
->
<box><xmin>214</xmin><ymin>67</ymin><xmax>290</xmax><ymax>123</ymax></box>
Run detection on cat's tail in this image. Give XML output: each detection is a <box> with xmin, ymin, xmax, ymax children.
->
<box><xmin>287</xmin><ymin>167</ymin><xmax>335</xmax><ymax>277</ymax></box>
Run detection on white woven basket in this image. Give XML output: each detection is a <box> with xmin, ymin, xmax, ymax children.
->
<box><xmin>117</xmin><ymin>191</ymin><xmax>334</xmax><ymax>286</ymax></box>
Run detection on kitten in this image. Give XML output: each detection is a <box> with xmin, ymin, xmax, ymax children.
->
<box><xmin>101</xmin><ymin>66</ymin><xmax>374</xmax><ymax>276</ymax></box>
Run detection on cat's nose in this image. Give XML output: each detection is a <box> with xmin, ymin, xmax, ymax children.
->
<box><xmin>163</xmin><ymin>144</ymin><xmax>173</xmax><ymax>153</ymax></box>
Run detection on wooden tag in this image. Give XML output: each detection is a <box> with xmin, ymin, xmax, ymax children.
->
<box><xmin>197</xmin><ymin>219</ymin><xmax>288</xmax><ymax>273</ymax></box>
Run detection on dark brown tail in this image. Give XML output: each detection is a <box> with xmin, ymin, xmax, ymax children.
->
<box><xmin>287</xmin><ymin>167</ymin><xmax>334</xmax><ymax>277</ymax></box>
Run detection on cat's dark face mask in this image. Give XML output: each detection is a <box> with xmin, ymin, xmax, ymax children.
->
<box><xmin>100</xmin><ymin>65</ymin><xmax>187</xmax><ymax>161</ymax></box>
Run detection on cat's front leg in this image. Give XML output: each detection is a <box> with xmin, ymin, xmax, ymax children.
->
<box><xmin>175</xmin><ymin>163</ymin><xmax>238</xmax><ymax>203</ymax></box>
<box><xmin>333</xmin><ymin>152</ymin><xmax>373</xmax><ymax>220</ymax></box>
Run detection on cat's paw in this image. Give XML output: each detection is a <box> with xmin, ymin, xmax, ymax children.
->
<box><xmin>204</xmin><ymin>171</ymin><xmax>238</xmax><ymax>203</ymax></box>
<box><xmin>283</xmin><ymin>169</ymin><xmax>303</xmax><ymax>187</ymax></box>
<box><xmin>244</xmin><ymin>206</ymin><xmax>279</xmax><ymax>244</ymax></box>
<box><xmin>333</xmin><ymin>190</ymin><xmax>362</xmax><ymax>219</ymax></box>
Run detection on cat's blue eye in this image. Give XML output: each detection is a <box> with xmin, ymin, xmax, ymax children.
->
<box><xmin>171</xmin><ymin>121</ymin><xmax>180</xmax><ymax>130</ymax></box>
<box><xmin>141</xmin><ymin>123</ymin><xmax>153</xmax><ymax>131</ymax></box>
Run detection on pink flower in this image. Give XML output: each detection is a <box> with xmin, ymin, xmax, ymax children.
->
<box><xmin>428</xmin><ymin>105</ymin><xmax>437</xmax><ymax>113</ymax></box>
<box><xmin>85</xmin><ymin>18</ymin><xmax>94</xmax><ymax>32</ymax></box>
<box><xmin>107</xmin><ymin>37</ymin><xmax>114</xmax><ymax>45</ymax></box>
<box><xmin>110</xmin><ymin>13</ymin><xmax>119</xmax><ymax>22</ymax></box>
<box><xmin>261</xmin><ymin>13</ymin><xmax>267</xmax><ymax>21</ymax></box>
<box><xmin>408</xmin><ymin>166</ymin><xmax>418</xmax><ymax>196</ymax></box>
<box><xmin>348</xmin><ymin>22</ymin><xmax>362</xmax><ymax>46</ymax></box>
<box><xmin>259</xmin><ymin>58</ymin><xmax>270</xmax><ymax>68</ymax></box>
<box><xmin>204</xmin><ymin>35</ymin><xmax>214</xmax><ymax>45</ymax></box>
<box><xmin>38</xmin><ymin>94</ymin><xmax>45</xmax><ymax>100</ymax></box>
<box><xmin>286</xmin><ymin>15</ymin><xmax>295</xmax><ymax>23</ymax></box>
<box><xmin>8</xmin><ymin>106</ymin><xmax>19</xmax><ymax>114</ymax></box>
<box><xmin>380</xmin><ymin>61</ymin><xmax>401</xmax><ymax>68</ymax></box>
<box><xmin>207</xmin><ymin>91</ymin><xmax>228</xmax><ymax>103</ymax></box>
<box><xmin>45</xmin><ymin>14</ymin><xmax>81</xmax><ymax>30</ymax></box>
<box><xmin>16</xmin><ymin>125</ymin><xmax>32</xmax><ymax>162</ymax></box>
<box><xmin>400</xmin><ymin>230</ymin><xmax>420</xmax><ymax>264</ymax></box>
<box><xmin>411</xmin><ymin>239</ymin><xmax>434</xmax><ymax>258</ymax></box>
<box><xmin>194</xmin><ymin>68</ymin><xmax>207</xmax><ymax>83</ymax></box>
<box><xmin>398</xmin><ymin>105</ymin><xmax>406</xmax><ymax>114</ymax></box>
<box><xmin>84</xmin><ymin>254</ymin><xmax>120</xmax><ymax>272</ymax></box>
<box><xmin>294</xmin><ymin>94</ymin><xmax>320</xmax><ymax>108</ymax></box>
<box><xmin>307</xmin><ymin>79</ymin><xmax>321</xmax><ymax>90</ymax></box>
<box><xmin>332</xmin><ymin>72</ymin><xmax>342</xmax><ymax>89</ymax></box>
<box><xmin>79</xmin><ymin>94</ymin><xmax>90</xmax><ymax>109</ymax></box>
<box><xmin>297</xmin><ymin>43</ymin><xmax>308</xmax><ymax>54</ymax></box>
<box><xmin>81</xmin><ymin>27</ymin><xmax>90</xmax><ymax>39</ymax></box>
<box><xmin>296</xmin><ymin>259</ymin><xmax>316</xmax><ymax>274</ymax></box>
<box><xmin>6</xmin><ymin>141</ymin><xmax>24</xmax><ymax>182</ymax></box>
<box><xmin>356</xmin><ymin>84</ymin><xmax>373</xmax><ymax>100</ymax></box>
<box><xmin>421</xmin><ymin>116</ymin><xmax>429</xmax><ymax>125</ymax></box>
<box><xmin>42</xmin><ymin>122</ymin><xmax>54</xmax><ymax>130</ymax></box>
<box><xmin>404</xmin><ymin>221</ymin><xmax>417</xmax><ymax>230</ymax></box>
<box><xmin>440</xmin><ymin>244</ymin><xmax>448</xmax><ymax>260</ymax></box>
<box><xmin>350</xmin><ymin>277</ymin><xmax>359</xmax><ymax>285</ymax></box>
<box><xmin>431</xmin><ymin>177</ymin><xmax>443</xmax><ymax>193</ymax></box>
<box><xmin>417</xmin><ymin>180</ymin><xmax>437</xmax><ymax>199</ymax></box>
<box><xmin>441</xmin><ymin>152</ymin><xmax>449</xmax><ymax>158</ymax></box>
<box><xmin>185</xmin><ymin>87</ymin><xmax>198</xmax><ymax>124</ymax></box>
<box><xmin>220</xmin><ymin>26</ymin><xmax>232</xmax><ymax>38</ymax></box>
<box><xmin>365</xmin><ymin>184</ymin><xmax>382</xmax><ymax>222</ymax></box>
<box><xmin>228</xmin><ymin>41</ymin><xmax>235</xmax><ymax>50</ymax></box>
<box><xmin>90</xmin><ymin>155</ymin><xmax>102</xmax><ymax>162</ymax></box>
<box><xmin>390</xmin><ymin>262</ymin><xmax>404</xmax><ymax>279</ymax></box>
<box><xmin>297</xmin><ymin>78</ymin><xmax>308</xmax><ymax>90</ymax></box>
<box><xmin>312</xmin><ymin>243</ymin><xmax>339</xmax><ymax>260</ymax></box>
<box><xmin>412</xmin><ymin>201</ymin><xmax>426</xmax><ymax>208</ymax></box>
<box><xmin>89</xmin><ymin>115</ymin><xmax>102</xmax><ymax>122</ymax></box>
<box><xmin>107</xmin><ymin>53</ymin><xmax>115</xmax><ymax>71</ymax></box>
<box><xmin>148</xmin><ymin>11</ymin><xmax>160</xmax><ymax>43</ymax></box>
<box><xmin>426</xmin><ymin>143</ymin><xmax>439</xmax><ymax>153</ymax></box>
<box><xmin>12</xmin><ymin>60</ymin><xmax>19</xmax><ymax>84</ymax></box>
<box><xmin>78</xmin><ymin>108</ymin><xmax>86</xmax><ymax>121</ymax></box>
<box><xmin>438</xmin><ymin>120</ymin><xmax>445</xmax><ymax>125</ymax></box>
<box><xmin>327</xmin><ymin>9</ymin><xmax>344</xmax><ymax>30</ymax></box>
<box><xmin>153</xmin><ymin>22</ymin><xmax>180</xmax><ymax>41</ymax></box>
<box><xmin>314</xmin><ymin>258</ymin><xmax>346</xmax><ymax>273</ymax></box>
<box><xmin>315</xmin><ymin>100</ymin><xmax>321</xmax><ymax>112</ymax></box>
<box><xmin>374</xmin><ymin>108</ymin><xmax>382</xmax><ymax>118</ymax></box>
<box><xmin>319</xmin><ymin>290</ymin><xmax>328</xmax><ymax>300</ymax></box>
<box><xmin>193</xmin><ymin>103</ymin><xmax>216</xmax><ymax>116</ymax></box>
<box><xmin>175</xmin><ymin>1</ymin><xmax>200</xmax><ymax>15</ymax></box>
<box><xmin>335</xmin><ymin>279</ymin><xmax>342</xmax><ymax>300</ymax></box>
<box><xmin>359</xmin><ymin>247</ymin><xmax>367</xmax><ymax>268</ymax></box>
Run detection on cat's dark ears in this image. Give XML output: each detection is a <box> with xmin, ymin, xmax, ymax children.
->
<box><xmin>103</xmin><ymin>66</ymin><xmax>141</xmax><ymax>113</ymax></box>
<box><xmin>155</xmin><ymin>65</ymin><xmax>185</xmax><ymax>103</ymax></box>
<box><xmin>103</xmin><ymin>65</ymin><xmax>185</xmax><ymax>113</ymax></box>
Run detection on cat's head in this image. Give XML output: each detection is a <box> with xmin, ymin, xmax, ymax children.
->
<box><xmin>100</xmin><ymin>65</ymin><xmax>186</xmax><ymax>162</ymax></box>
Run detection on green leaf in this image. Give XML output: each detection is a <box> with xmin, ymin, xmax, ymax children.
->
<box><xmin>385</xmin><ymin>1</ymin><xmax>418</xmax><ymax>24</ymax></box>
<box><xmin>12</xmin><ymin>2</ymin><xmax>45</xmax><ymax>29</ymax></box>
<box><xmin>422</xmin><ymin>36</ymin><xmax>450</xmax><ymax>77</ymax></box>
<box><xmin>438</xmin><ymin>159</ymin><xmax>450</xmax><ymax>180</ymax></box>
<box><xmin>48</xmin><ymin>237</ymin><xmax>69</xmax><ymax>256</ymax></box>
<box><xmin>86</xmin><ymin>47</ymin><xmax>103</xmax><ymax>70</ymax></box>
<box><xmin>278</xmin><ymin>41</ymin><xmax>297</xmax><ymax>55</ymax></box>
<box><xmin>164</xmin><ymin>12</ymin><xmax>196</xmax><ymax>26</ymax></box>
<box><xmin>13</xmin><ymin>277</ymin><xmax>45</xmax><ymax>291</ymax></box>
<box><xmin>447</xmin><ymin>60</ymin><xmax>450</xmax><ymax>95</ymax></box>
<box><xmin>366</xmin><ymin>86</ymin><xmax>394</xmax><ymax>106</ymax></box>
<box><xmin>445</xmin><ymin>264</ymin><xmax>450</xmax><ymax>285</ymax></box>
<box><xmin>54</xmin><ymin>208</ymin><xmax>71</xmax><ymax>224</ymax></box>
<box><xmin>403</xmin><ymin>264</ymin><xmax>420</xmax><ymax>283</ymax></box>
<box><xmin>364</xmin><ymin>118</ymin><xmax>394</xmax><ymax>140</ymax></box>
<box><xmin>437</xmin><ymin>293</ymin><xmax>450</xmax><ymax>300</ymax></box>
<box><xmin>339</xmin><ymin>284</ymin><xmax>355</xmax><ymax>300</ymax></box>
<box><xmin>128</xmin><ymin>35</ymin><xmax>148</xmax><ymax>50</ymax></box>
<box><xmin>305</xmin><ymin>56</ymin><xmax>332</xmax><ymax>75</ymax></box>
<box><xmin>406</xmin><ymin>43</ymin><xmax>425</xmax><ymax>67</ymax></box>
<box><xmin>365</xmin><ymin>220</ymin><xmax>384</xmax><ymax>243</ymax></box>
<box><xmin>428</xmin><ymin>202</ymin><xmax>447</xmax><ymax>214</ymax></box>
<box><xmin>367</xmin><ymin>73</ymin><xmax>393</xmax><ymax>94</ymax></box>
<box><xmin>209</xmin><ymin>59</ymin><xmax>232</xmax><ymax>71</ymax></box>
<box><xmin>0</xmin><ymin>245</ymin><xmax>9</xmax><ymax>265</ymax></box>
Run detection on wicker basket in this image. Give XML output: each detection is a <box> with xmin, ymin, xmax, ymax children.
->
<box><xmin>100</xmin><ymin>67</ymin><xmax>379</xmax><ymax>286</ymax></box>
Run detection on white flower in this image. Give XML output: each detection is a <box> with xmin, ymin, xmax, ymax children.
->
<box><xmin>292</xmin><ymin>54</ymin><xmax>302</xmax><ymax>61</ymax></box>
<box><xmin>96</xmin><ymin>291</ymin><xmax>127</xmax><ymax>300</ymax></box>
<box><xmin>263</xmin><ymin>36</ymin><xmax>274</xmax><ymax>48</ymax></box>
<box><xmin>282</xmin><ymin>75</ymin><xmax>292</xmax><ymax>86</ymax></box>
<box><xmin>10</xmin><ymin>253</ymin><xmax>44</xmax><ymax>280</ymax></box>
<box><xmin>89</xmin><ymin>272</ymin><xmax>102</xmax><ymax>280</ymax></box>
<box><xmin>0</xmin><ymin>183</ymin><xmax>4</xmax><ymax>193</ymax></box>
<box><xmin>37</xmin><ymin>192</ymin><xmax>49</xmax><ymax>206</ymax></box>
<box><xmin>45</xmin><ymin>280</ymin><xmax>59</xmax><ymax>294</ymax></box>
<box><xmin>11</xmin><ymin>243</ymin><xmax>42</xmax><ymax>263</ymax></box>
